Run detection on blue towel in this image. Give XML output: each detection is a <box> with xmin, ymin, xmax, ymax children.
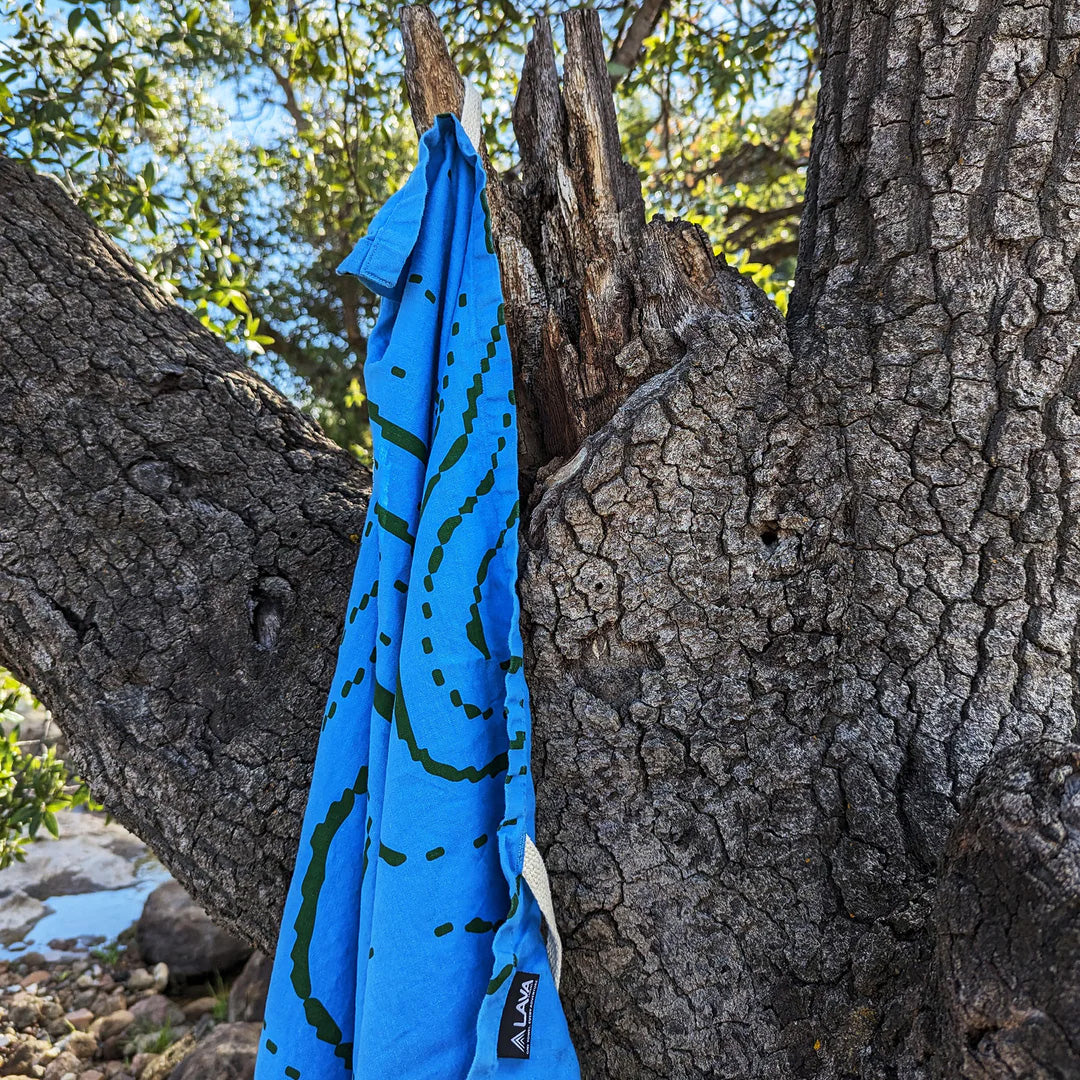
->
<box><xmin>254</xmin><ymin>113</ymin><xmax>580</xmax><ymax>1080</ymax></box>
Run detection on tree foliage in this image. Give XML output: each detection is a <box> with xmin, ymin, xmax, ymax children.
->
<box><xmin>0</xmin><ymin>0</ymin><xmax>814</xmax><ymax>445</ymax></box>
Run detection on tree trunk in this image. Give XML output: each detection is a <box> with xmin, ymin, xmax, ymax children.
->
<box><xmin>2</xmin><ymin>0</ymin><xmax>1080</xmax><ymax>1076</ymax></box>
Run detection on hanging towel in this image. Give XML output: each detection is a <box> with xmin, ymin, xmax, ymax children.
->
<box><xmin>254</xmin><ymin>112</ymin><xmax>580</xmax><ymax>1080</ymax></box>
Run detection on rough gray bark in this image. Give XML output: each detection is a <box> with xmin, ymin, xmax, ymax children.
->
<box><xmin>0</xmin><ymin>160</ymin><xmax>370</xmax><ymax>939</ymax></box>
<box><xmin>1</xmin><ymin>0</ymin><xmax>1079</xmax><ymax>1078</ymax></box>
<box><xmin>935</xmin><ymin>740</ymin><xmax>1080</xmax><ymax>1077</ymax></box>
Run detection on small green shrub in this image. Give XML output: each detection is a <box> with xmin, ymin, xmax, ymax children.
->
<box><xmin>0</xmin><ymin>671</ymin><xmax>99</xmax><ymax>869</ymax></box>
<box><xmin>124</xmin><ymin>1017</ymin><xmax>177</xmax><ymax>1057</ymax></box>
<box><xmin>208</xmin><ymin>972</ymin><xmax>230</xmax><ymax>1020</ymax></box>
<box><xmin>90</xmin><ymin>939</ymin><xmax>125</xmax><ymax>967</ymax></box>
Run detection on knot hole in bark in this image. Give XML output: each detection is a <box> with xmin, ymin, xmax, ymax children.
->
<box><xmin>759</xmin><ymin>521</ymin><xmax>781</xmax><ymax>547</ymax></box>
<box><xmin>249</xmin><ymin>576</ymin><xmax>293</xmax><ymax>652</ymax></box>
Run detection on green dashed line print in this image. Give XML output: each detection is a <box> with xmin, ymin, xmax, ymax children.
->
<box><xmin>420</xmin><ymin>371</ymin><xmax>486</xmax><ymax>515</ymax></box>
<box><xmin>379</xmin><ymin>843</ymin><xmax>407</xmax><ymax>866</ymax></box>
<box><xmin>465</xmin><ymin>501</ymin><xmax>519</xmax><ymax>658</ymax></box>
<box><xmin>373</xmin><ymin>681</ymin><xmax>395</xmax><ymax>721</ymax></box>
<box><xmin>486</xmin><ymin>962</ymin><xmax>514</xmax><ymax>996</ymax></box>
<box><xmin>374</xmin><ymin>502</ymin><xmax>415</xmax><ymax>548</ymax></box>
<box><xmin>393</xmin><ymin>683</ymin><xmax>507</xmax><ymax>783</ymax></box>
<box><xmin>289</xmin><ymin>766</ymin><xmax>367</xmax><ymax>1069</ymax></box>
<box><xmin>368</xmin><ymin>402</ymin><xmax>428</xmax><ymax>464</ymax></box>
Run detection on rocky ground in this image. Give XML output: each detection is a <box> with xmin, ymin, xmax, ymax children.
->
<box><xmin>0</xmin><ymin>883</ymin><xmax>272</xmax><ymax>1080</ymax></box>
<box><xmin>1</xmin><ymin>704</ymin><xmax>273</xmax><ymax>1079</ymax></box>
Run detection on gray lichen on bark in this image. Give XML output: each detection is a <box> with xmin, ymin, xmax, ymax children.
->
<box><xmin>2</xmin><ymin>0</ymin><xmax>1080</xmax><ymax>1076</ymax></box>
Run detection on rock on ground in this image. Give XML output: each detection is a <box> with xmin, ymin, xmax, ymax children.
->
<box><xmin>63</xmin><ymin>1007</ymin><xmax>94</xmax><ymax>1031</ymax></box>
<box><xmin>129</xmin><ymin>993</ymin><xmax>185</xmax><ymax>1028</ymax></box>
<box><xmin>137</xmin><ymin>1032</ymin><xmax>197</xmax><ymax>1080</ymax></box>
<box><xmin>181</xmin><ymin>996</ymin><xmax>217</xmax><ymax>1021</ymax></box>
<box><xmin>89</xmin><ymin>1009</ymin><xmax>134</xmax><ymax>1040</ymax></box>
<box><xmin>0</xmin><ymin>891</ymin><xmax>51</xmax><ymax>946</ymax></box>
<box><xmin>41</xmin><ymin>1049</ymin><xmax>81</xmax><ymax>1079</ymax></box>
<box><xmin>168</xmin><ymin>1022</ymin><xmax>260</xmax><ymax>1080</ymax></box>
<box><xmin>0</xmin><ymin>943</ymin><xmax>253</xmax><ymax>1079</ymax></box>
<box><xmin>0</xmin><ymin>811</ymin><xmax>147</xmax><ymax>900</ymax></box>
<box><xmin>136</xmin><ymin>882</ymin><xmax>251</xmax><ymax>978</ymax></box>
<box><xmin>227</xmin><ymin>951</ymin><xmax>271</xmax><ymax>1023</ymax></box>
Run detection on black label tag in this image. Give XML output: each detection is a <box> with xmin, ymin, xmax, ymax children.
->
<box><xmin>497</xmin><ymin>971</ymin><xmax>539</xmax><ymax>1059</ymax></box>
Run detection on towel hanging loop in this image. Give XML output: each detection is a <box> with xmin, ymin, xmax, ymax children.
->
<box><xmin>460</xmin><ymin>79</ymin><xmax>483</xmax><ymax>151</ymax></box>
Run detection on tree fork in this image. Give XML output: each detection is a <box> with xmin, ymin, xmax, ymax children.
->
<box><xmin>402</xmin><ymin>5</ymin><xmax>715</xmax><ymax>482</ymax></box>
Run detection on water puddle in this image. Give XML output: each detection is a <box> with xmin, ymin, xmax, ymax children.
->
<box><xmin>1</xmin><ymin>854</ymin><xmax>172</xmax><ymax>962</ymax></box>
<box><xmin>0</xmin><ymin>809</ymin><xmax>175</xmax><ymax>962</ymax></box>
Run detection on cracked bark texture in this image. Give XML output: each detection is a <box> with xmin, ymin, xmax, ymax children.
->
<box><xmin>2</xmin><ymin>0</ymin><xmax>1080</xmax><ymax>1076</ymax></box>
<box><xmin>0</xmin><ymin>159</ymin><xmax>370</xmax><ymax>941</ymax></box>
<box><xmin>520</xmin><ymin>0</ymin><xmax>1080</xmax><ymax>1075</ymax></box>
<box><xmin>934</xmin><ymin>741</ymin><xmax>1080</xmax><ymax>1076</ymax></box>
